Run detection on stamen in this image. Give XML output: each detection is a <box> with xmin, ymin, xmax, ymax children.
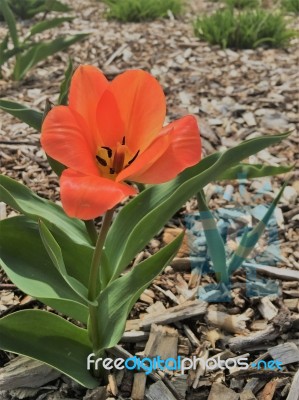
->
<box><xmin>101</xmin><ymin>146</ymin><xmax>112</xmax><ymax>158</ymax></box>
<box><xmin>122</xmin><ymin>136</ymin><xmax>126</xmax><ymax>145</ymax></box>
<box><xmin>113</xmin><ymin>149</ymin><xmax>126</xmax><ymax>173</ymax></box>
<box><xmin>96</xmin><ymin>155</ymin><xmax>107</xmax><ymax>167</ymax></box>
<box><xmin>128</xmin><ymin>150</ymin><xmax>140</xmax><ymax>165</ymax></box>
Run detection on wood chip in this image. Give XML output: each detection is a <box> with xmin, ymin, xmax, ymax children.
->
<box><xmin>144</xmin><ymin>324</ymin><xmax>178</xmax><ymax>360</ymax></box>
<box><xmin>258</xmin><ymin>297</ymin><xmax>278</xmax><ymax>321</ymax></box>
<box><xmin>121</xmin><ymin>331</ymin><xmax>150</xmax><ymax>343</ymax></box>
<box><xmin>229</xmin><ymin>325</ymin><xmax>280</xmax><ymax>352</ymax></box>
<box><xmin>138</xmin><ymin>300</ymin><xmax>207</xmax><ymax>331</ymax></box>
<box><xmin>183</xmin><ymin>324</ymin><xmax>201</xmax><ymax>347</ymax></box>
<box><xmin>268</xmin><ymin>343</ymin><xmax>299</xmax><ymax>365</ymax></box>
<box><xmin>259</xmin><ymin>379</ymin><xmax>279</xmax><ymax>400</ymax></box>
<box><xmin>243</xmin><ymin>263</ymin><xmax>299</xmax><ymax>281</ymax></box>
<box><xmin>286</xmin><ymin>369</ymin><xmax>299</xmax><ymax>400</ymax></box>
<box><xmin>153</xmin><ymin>284</ymin><xmax>180</xmax><ymax>305</ymax></box>
<box><xmin>131</xmin><ymin>373</ymin><xmax>147</xmax><ymax>400</ymax></box>
<box><xmin>208</xmin><ymin>382</ymin><xmax>239</xmax><ymax>400</ymax></box>
<box><xmin>0</xmin><ymin>356</ymin><xmax>61</xmax><ymax>390</ymax></box>
<box><xmin>240</xmin><ymin>389</ymin><xmax>257</xmax><ymax>400</ymax></box>
<box><xmin>206</xmin><ymin>307</ymin><xmax>254</xmax><ymax>334</ymax></box>
<box><xmin>108</xmin><ymin>374</ymin><xmax>118</xmax><ymax>397</ymax></box>
<box><xmin>146</xmin><ymin>301</ymin><xmax>166</xmax><ymax>314</ymax></box>
<box><xmin>146</xmin><ymin>380</ymin><xmax>176</xmax><ymax>400</ymax></box>
<box><xmin>171</xmin><ymin>375</ymin><xmax>188</xmax><ymax>399</ymax></box>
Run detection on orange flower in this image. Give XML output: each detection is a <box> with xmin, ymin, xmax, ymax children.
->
<box><xmin>41</xmin><ymin>65</ymin><xmax>201</xmax><ymax>220</ymax></box>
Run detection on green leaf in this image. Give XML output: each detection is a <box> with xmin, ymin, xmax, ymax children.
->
<box><xmin>0</xmin><ymin>216</ymin><xmax>89</xmax><ymax>323</ymax></box>
<box><xmin>1</xmin><ymin>0</ymin><xmax>19</xmax><ymax>48</ymax></box>
<box><xmin>39</xmin><ymin>220</ymin><xmax>95</xmax><ymax>305</ymax></box>
<box><xmin>44</xmin><ymin>0</ymin><xmax>72</xmax><ymax>13</ymax></box>
<box><xmin>0</xmin><ymin>310</ymin><xmax>98</xmax><ymax>388</ymax></box>
<box><xmin>102</xmin><ymin>132</ymin><xmax>290</xmax><ymax>285</ymax></box>
<box><xmin>48</xmin><ymin>155</ymin><xmax>67</xmax><ymax>176</ymax></box>
<box><xmin>28</xmin><ymin>17</ymin><xmax>73</xmax><ymax>37</ymax></box>
<box><xmin>0</xmin><ymin>99</ymin><xmax>43</xmax><ymax>130</ymax></box>
<box><xmin>218</xmin><ymin>163</ymin><xmax>294</xmax><ymax>180</ymax></box>
<box><xmin>0</xmin><ymin>174</ymin><xmax>91</xmax><ymax>247</ymax></box>
<box><xmin>0</xmin><ymin>35</ymin><xmax>9</xmax><ymax>65</ymax></box>
<box><xmin>97</xmin><ymin>233</ymin><xmax>183</xmax><ymax>351</ymax></box>
<box><xmin>13</xmin><ymin>34</ymin><xmax>89</xmax><ymax>80</ymax></box>
<box><xmin>58</xmin><ymin>57</ymin><xmax>73</xmax><ymax>105</ymax></box>
<box><xmin>197</xmin><ymin>191</ymin><xmax>228</xmax><ymax>282</ymax></box>
<box><xmin>1</xmin><ymin>46</ymin><xmax>24</xmax><ymax>66</ymax></box>
<box><xmin>227</xmin><ymin>182</ymin><xmax>287</xmax><ymax>274</ymax></box>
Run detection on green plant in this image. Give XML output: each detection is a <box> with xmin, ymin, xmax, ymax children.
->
<box><xmin>0</xmin><ymin>65</ymin><xmax>293</xmax><ymax>387</ymax></box>
<box><xmin>281</xmin><ymin>0</ymin><xmax>299</xmax><ymax>13</ymax></box>
<box><xmin>225</xmin><ymin>0</ymin><xmax>260</xmax><ymax>8</ymax></box>
<box><xmin>103</xmin><ymin>0</ymin><xmax>183</xmax><ymax>22</ymax></box>
<box><xmin>193</xmin><ymin>8</ymin><xmax>297</xmax><ymax>49</ymax></box>
<box><xmin>0</xmin><ymin>0</ymin><xmax>71</xmax><ymax>20</ymax></box>
<box><xmin>0</xmin><ymin>0</ymin><xmax>88</xmax><ymax>80</ymax></box>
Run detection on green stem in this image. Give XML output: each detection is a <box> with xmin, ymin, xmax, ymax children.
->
<box><xmin>87</xmin><ymin>208</ymin><xmax>115</xmax><ymax>354</ymax></box>
<box><xmin>84</xmin><ymin>219</ymin><xmax>98</xmax><ymax>246</ymax></box>
<box><xmin>88</xmin><ymin>208</ymin><xmax>115</xmax><ymax>300</ymax></box>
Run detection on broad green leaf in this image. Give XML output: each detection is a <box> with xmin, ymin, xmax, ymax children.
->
<box><xmin>102</xmin><ymin>132</ymin><xmax>290</xmax><ymax>285</ymax></box>
<box><xmin>0</xmin><ymin>310</ymin><xmax>98</xmax><ymax>388</ymax></box>
<box><xmin>0</xmin><ymin>216</ymin><xmax>89</xmax><ymax>323</ymax></box>
<box><xmin>58</xmin><ymin>57</ymin><xmax>73</xmax><ymax>105</ymax></box>
<box><xmin>0</xmin><ymin>99</ymin><xmax>43</xmax><ymax>130</ymax></box>
<box><xmin>96</xmin><ymin>233</ymin><xmax>183</xmax><ymax>351</ymax></box>
<box><xmin>218</xmin><ymin>163</ymin><xmax>293</xmax><ymax>180</ymax></box>
<box><xmin>13</xmin><ymin>34</ymin><xmax>89</xmax><ymax>80</ymax></box>
<box><xmin>1</xmin><ymin>0</ymin><xmax>19</xmax><ymax>48</ymax></box>
<box><xmin>0</xmin><ymin>175</ymin><xmax>91</xmax><ymax>247</ymax></box>
<box><xmin>28</xmin><ymin>17</ymin><xmax>73</xmax><ymax>37</ymax></box>
<box><xmin>227</xmin><ymin>182</ymin><xmax>287</xmax><ymax>274</ymax></box>
<box><xmin>39</xmin><ymin>220</ymin><xmax>94</xmax><ymax>305</ymax></box>
<box><xmin>197</xmin><ymin>191</ymin><xmax>228</xmax><ymax>282</ymax></box>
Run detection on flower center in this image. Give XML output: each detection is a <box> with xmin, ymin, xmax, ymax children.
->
<box><xmin>95</xmin><ymin>136</ymin><xmax>139</xmax><ymax>180</ymax></box>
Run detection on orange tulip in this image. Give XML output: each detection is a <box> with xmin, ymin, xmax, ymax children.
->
<box><xmin>41</xmin><ymin>65</ymin><xmax>201</xmax><ymax>220</ymax></box>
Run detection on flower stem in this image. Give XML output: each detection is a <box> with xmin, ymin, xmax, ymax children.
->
<box><xmin>88</xmin><ymin>208</ymin><xmax>115</xmax><ymax>301</ymax></box>
<box><xmin>84</xmin><ymin>219</ymin><xmax>98</xmax><ymax>246</ymax></box>
<box><xmin>88</xmin><ymin>208</ymin><xmax>115</xmax><ymax>354</ymax></box>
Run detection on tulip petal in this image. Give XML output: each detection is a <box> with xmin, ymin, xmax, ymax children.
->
<box><xmin>117</xmin><ymin>116</ymin><xmax>201</xmax><ymax>184</ymax></box>
<box><xmin>41</xmin><ymin>106</ymin><xmax>99</xmax><ymax>176</ymax></box>
<box><xmin>96</xmin><ymin>90</ymin><xmax>125</xmax><ymax>148</ymax></box>
<box><xmin>60</xmin><ymin>169</ymin><xmax>137</xmax><ymax>220</ymax></box>
<box><xmin>68</xmin><ymin>65</ymin><xmax>109</xmax><ymax>149</ymax></box>
<box><xmin>110</xmin><ymin>70</ymin><xmax>166</xmax><ymax>153</ymax></box>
